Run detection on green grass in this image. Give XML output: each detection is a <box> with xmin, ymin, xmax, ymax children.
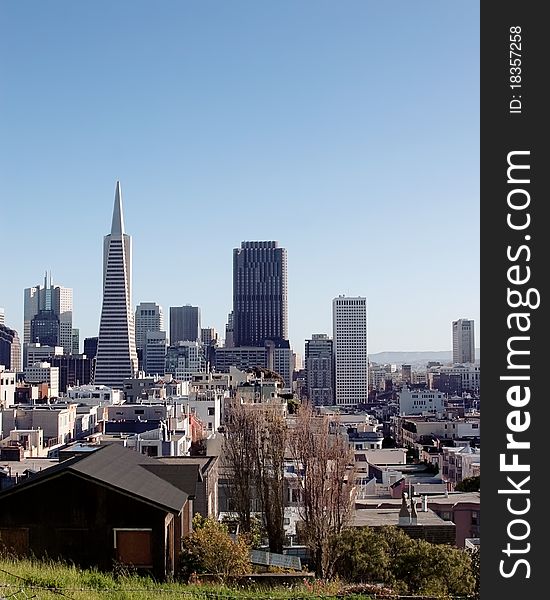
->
<box><xmin>0</xmin><ymin>556</ymin><xmax>376</xmax><ymax>599</ymax></box>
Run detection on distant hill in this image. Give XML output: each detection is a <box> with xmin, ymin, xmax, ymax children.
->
<box><xmin>369</xmin><ymin>349</ymin><xmax>480</xmax><ymax>367</ymax></box>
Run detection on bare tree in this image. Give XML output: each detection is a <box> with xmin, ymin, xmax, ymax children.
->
<box><xmin>289</xmin><ymin>404</ymin><xmax>356</xmax><ymax>578</ymax></box>
<box><xmin>253</xmin><ymin>407</ymin><xmax>286</xmax><ymax>553</ymax></box>
<box><xmin>223</xmin><ymin>403</ymin><xmax>286</xmax><ymax>552</ymax></box>
<box><xmin>223</xmin><ymin>404</ymin><xmax>257</xmax><ymax>534</ymax></box>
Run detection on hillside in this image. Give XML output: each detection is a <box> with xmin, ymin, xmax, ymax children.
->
<box><xmin>0</xmin><ymin>556</ymin><xmax>374</xmax><ymax>599</ymax></box>
<box><xmin>369</xmin><ymin>349</ymin><xmax>481</xmax><ymax>367</ymax></box>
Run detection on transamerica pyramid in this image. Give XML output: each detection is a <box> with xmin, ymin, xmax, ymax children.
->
<box><xmin>93</xmin><ymin>181</ymin><xmax>138</xmax><ymax>388</ymax></box>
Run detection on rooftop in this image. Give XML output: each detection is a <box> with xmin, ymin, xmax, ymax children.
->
<box><xmin>356</xmin><ymin>491</ymin><xmax>480</xmax><ymax>508</ymax></box>
<box><xmin>352</xmin><ymin>506</ymin><xmax>452</xmax><ymax>528</ymax></box>
<box><xmin>0</xmin><ymin>443</ymin><xmax>189</xmax><ymax>513</ymax></box>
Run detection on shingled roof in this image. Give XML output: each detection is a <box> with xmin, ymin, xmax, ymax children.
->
<box><xmin>0</xmin><ymin>443</ymin><xmax>188</xmax><ymax>513</ymax></box>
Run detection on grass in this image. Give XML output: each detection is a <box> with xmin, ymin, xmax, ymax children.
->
<box><xmin>0</xmin><ymin>555</ymin><xmax>376</xmax><ymax>599</ymax></box>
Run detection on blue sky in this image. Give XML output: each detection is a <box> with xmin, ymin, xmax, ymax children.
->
<box><xmin>0</xmin><ymin>1</ymin><xmax>479</xmax><ymax>355</ymax></box>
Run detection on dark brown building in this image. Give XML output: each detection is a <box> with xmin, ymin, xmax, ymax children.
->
<box><xmin>0</xmin><ymin>443</ymin><xmax>192</xmax><ymax>579</ymax></box>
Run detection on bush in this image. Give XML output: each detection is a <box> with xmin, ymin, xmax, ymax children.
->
<box><xmin>455</xmin><ymin>475</ymin><xmax>480</xmax><ymax>492</ymax></box>
<box><xmin>178</xmin><ymin>515</ymin><xmax>252</xmax><ymax>582</ymax></box>
<box><xmin>333</xmin><ymin>526</ymin><xmax>476</xmax><ymax>597</ymax></box>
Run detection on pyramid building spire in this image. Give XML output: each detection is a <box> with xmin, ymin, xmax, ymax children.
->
<box><xmin>111</xmin><ymin>180</ymin><xmax>125</xmax><ymax>235</ymax></box>
<box><xmin>93</xmin><ymin>181</ymin><xmax>138</xmax><ymax>388</ymax></box>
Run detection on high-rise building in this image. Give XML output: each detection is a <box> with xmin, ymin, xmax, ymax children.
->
<box><xmin>224</xmin><ymin>311</ymin><xmax>234</xmax><ymax>348</ymax></box>
<box><xmin>169</xmin><ymin>305</ymin><xmax>201</xmax><ymax>344</ymax></box>
<box><xmin>93</xmin><ymin>182</ymin><xmax>138</xmax><ymax>388</ymax></box>
<box><xmin>233</xmin><ymin>241</ymin><xmax>288</xmax><ymax>347</ymax></box>
<box><xmin>25</xmin><ymin>343</ymin><xmax>64</xmax><ymax>368</ymax></box>
<box><xmin>135</xmin><ymin>302</ymin><xmax>164</xmax><ymax>351</ymax></box>
<box><xmin>333</xmin><ymin>296</ymin><xmax>368</xmax><ymax>405</ymax></box>
<box><xmin>83</xmin><ymin>336</ymin><xmax>98</xmax><ymax>382</ymax></box>
<box><xmin>30</xmin><ymin>309</ymin><xmax>60</xmax><ymax>347</ymax></box>
<box><xmin>201</xmin><ymin>327</ymin><xmax>219</xmax><ymax>371</ymax></box>
<box><xmin>72</xmin><ymin>329</ymin><xmax>80</xmax><ymax>354</ymax></box>
<box><xmin>0</xmin><ymin>308</ymin><xmax>4</xmax><ymax>326</ymax></box>
<box><xmin>83</xmin><ymin>337</ymin><xmax>99</xmax><ymax>360</ymax></box>
<box><xmin>24</xmin><ymin>273</ymin><xmax>73</xmax><ymax>354</ymax></box>
<box><xmin>143</xmin><ymin>330</ymin><xmax>167</xmax><ymax>376</ymax></box>
<box><xmin>0</xmin><ymin>324</ymin><xmax>21</xmax><ymax>373</ymax></box>
<box><xmin>452</xmin><ymin>319</ymin><xmax>475</xmax><ymax>364</ymax></box>
<box><xmin>201</xmin><ymin>327</ymin><xmax>219</xmax><ymax>347</ymax></box>
<box><xmin>305</xmin><ymin>334</ymin><xmax>334</xmax><ymax>405</ymax></box>
<box><xmin>47</xmin><ymin>354</ymin><xmax>93</xmax><ymax>393</ymax></box>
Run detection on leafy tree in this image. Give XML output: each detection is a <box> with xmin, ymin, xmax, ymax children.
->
<box><xmin>333</xmin><ymin>526</ymin><xmax>476</xmax><ymax>597</ymax></box>
<box><xmin>470</xmin><ymin>546</ymin><xmax>480</xmax><ymax>599</ymax></box>
<box><xmin>455</xmin><ymin>475</ymin><xmax>480</xmax><ymax>492</ymax></box>
<box><xmin>421</xmin><ymin>460</ymin><xmax>439</xmax><ymax>475</ymax></box>
<box><xmin>333</xmin><ymin>526</ymin><xmax>399</xmax><ymax>589</ymax></box>
<box><xmin>287</xmin><ymin>398</ymin><xmax>299</xmax><ymax>415</ymax></box>
<box><xmin>178</xmin><ymin>515</ymin><xmax>251</xmax><ymax>581</ymax></box>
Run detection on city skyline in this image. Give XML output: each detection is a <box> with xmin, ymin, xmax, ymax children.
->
<box><xmin>0</xmin><ymin>1</ymin><xmax>480</xmax><ymax>354</ymax></box>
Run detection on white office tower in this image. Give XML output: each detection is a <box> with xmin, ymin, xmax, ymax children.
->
<box><xmin>93</xmin><ymin>182</ymin><xmax>138</xmax><ymax>388</ymax></box>
<box><xmin>332</xmin><ymin>296</ymin><xmax>368</xmax><ymax>405</ymax></box>
<box><xmin>135</xmin><ymin>302</ymin><xmax>164</xmax><ymax>351</ymax></box>
<box><xmin>23</xmin><ymin>272</ymin><xmax>73</xmax><ymax>354</ymax></box>
<box><xmin>452</xmin><ymin>319</ymin><xmax>475</xmax><ymax>364</ymax></box>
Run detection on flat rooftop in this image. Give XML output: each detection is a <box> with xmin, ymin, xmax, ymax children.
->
<box><xmin>352</xmin><ymin>507</ymin><xmax>452</xmax><ymax>528</ymax></box>
<box><xmin>356</xmin><ymin>491</ymin><xmax>480</xmax><ymax>508</ymax></box>
<box><xmin>0</xmin><ymin>458</ymin><xmax>59</xmax><ymax>477</ymax></box>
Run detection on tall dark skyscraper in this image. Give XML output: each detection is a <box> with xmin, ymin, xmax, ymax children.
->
<box><xmin>233</xmin><ymin>241</ymin><xmax>288</xmax><ymax>347</ymax></box>
<box><xmin>169</xmin><ymin>305</ymin><xmax>201</xmax><ymax>344</ymax></box>
<box><xmin>93</xmin><ymin>182</ymin><xmax>138</xmax><ymax>388</ymax></box>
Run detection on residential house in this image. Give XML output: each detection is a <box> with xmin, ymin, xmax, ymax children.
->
<box><xmin>0</xmin><ymin>443</ymin><xmax>192</xmax><ymax>579</ymax></box>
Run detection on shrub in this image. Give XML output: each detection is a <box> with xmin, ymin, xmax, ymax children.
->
<box><xmin>178</xmin><ymin>515</ymin><xmax>252</xmax><ymax>582</ymax></box>
<box><xmin>333</xmin><ymin>526</ymin><xmax>476</xmax><ymax>597</ymax></box>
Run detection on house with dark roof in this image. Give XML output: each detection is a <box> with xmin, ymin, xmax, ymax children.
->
<box><xmin>155</xmin><ymin>455</ymin><xmax>219</xmax><ymax>518</ymax></box>
<box><xmin>0</xmin><ymin>443</ymin><xmax>192</xmax><ymax>579</ymax></box>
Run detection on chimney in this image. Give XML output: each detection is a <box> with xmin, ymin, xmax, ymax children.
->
<box><xmin>398</xmin><ymin>492</ymin><xmax>410</xmax><ymax>526</ymax></box>
<box><xmin>410</xmin><ymin>496</ymin><xmax>418</xmax><ymax>525</ymax></box>
<box><xmin>422</xmin><ymin>494</ymin><xmax>428</xmax><ymax>512</ymax></box>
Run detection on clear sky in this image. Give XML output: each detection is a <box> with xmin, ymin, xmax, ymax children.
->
<box><xmin>0</xmin><ymin>1</ymin><xmax>479</xmax><ymax>356</ymax></box>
